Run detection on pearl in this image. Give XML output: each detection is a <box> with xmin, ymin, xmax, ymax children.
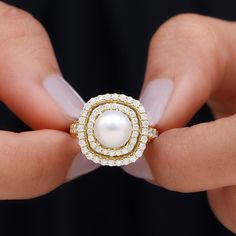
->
<box><xmin>94</xmin><ymin>110</ymin><xmax>132</xmax><ymax>148</ymax></box>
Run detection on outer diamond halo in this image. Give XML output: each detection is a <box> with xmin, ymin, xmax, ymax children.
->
<box><xmin>70</xmin><ymin>94</ymin><xmax>158</xmax><ymax>166</ymax></box>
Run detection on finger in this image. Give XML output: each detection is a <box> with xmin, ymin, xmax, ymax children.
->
<box><xmin>0</xmin><ymin>2</ymin><xmax>83</xmax><ymax>130</ymax></box>
<box><xmin>125</xmin><ymin>14</ymin><xmax>236</xmax><ymax>179</ymax></box>
<box><xmin>207</xmin><ymin>187</ymin><xmax>236</xmax><ymax>233</ymax></box>
<box><xmin>0</xmin><ymin>129</ymin><xmax>80</xmax><ymax>199</ymax></box>
<box><xmin>140</xmin><ymin>13</ymin><xmax>236</xmax><ymax>130</ymax></box>
<box><xmin>0</xmin><ymin>3</ymin><xmax>98</xmax><ymax>180</ymax></box>
<box><xmin>145</xmin><ymin>115</ymin><xmax>236</xmax><ymax>192</ymax></box>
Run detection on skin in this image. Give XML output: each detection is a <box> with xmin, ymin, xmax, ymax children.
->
<box><xmin>144</xmin><ymin>14</ymin><xmax>236</xmax><ymax>232</ymax></box>
<box><xmin>0</xmin><ymin>1</ymin><xmax>235</xmax><ymax>232</ymax></box>
<box><xmin>0</xmin><ymin>2</ymin><xmax>80</xmax><ymax>199</ymax></box>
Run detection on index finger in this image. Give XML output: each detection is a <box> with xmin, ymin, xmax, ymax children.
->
<box><xmin>0</xmin><ymin>2</ymin><xmax>83</xmax><ymax>130</ymax></box>
<box><xmin>124</xmin><ymin>14</ymin><xmax>236</xmax><ymax>180</ymax></box>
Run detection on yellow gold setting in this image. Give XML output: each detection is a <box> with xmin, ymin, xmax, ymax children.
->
<box><xmin>70</xmin><ymin>93</ymin><xmax>158</xmax><ymax>166</ymax></box>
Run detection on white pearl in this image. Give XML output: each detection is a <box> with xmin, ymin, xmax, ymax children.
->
<box><xmin>94</xmin><ymin>110</ymin><xmax>132</xmax><ymax>148</ymax></box>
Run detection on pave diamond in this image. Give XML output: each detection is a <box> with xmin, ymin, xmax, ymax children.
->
<box><xmin>148</xmin><ymin>127</ymin><xmax>158</xmax><ymax>140</ymax></box>
<box><xmin>72</xmin><ymin>93</ymin><xmax>156</xmax><ymax>166</ymax></box>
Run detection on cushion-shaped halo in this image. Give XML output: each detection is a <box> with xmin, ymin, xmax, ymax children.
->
<box><xmin>74</xmin><ymin>94</ymin><xmax>149</xmax><ymax>166</ymax></box>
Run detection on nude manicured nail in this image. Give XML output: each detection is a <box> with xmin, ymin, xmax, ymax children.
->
<box><xmin>66</xmin><ymin>153</ymin><xmax>99</xmax><ymax>181</ymax></box>
<box><xmin>122</xmin><ymin>155</ymin><xmax>153</xmax><ymax>180</ymax></box>
<box><xmin>43</xmin><ymin>75</ymin><xmax>99</xmax><ymax>181</ymax></box>
<box><xmin>140</xmin><ymin>78</ymin><xmax>174</xmax><ymax>126</ymax></box>
<box><xmin>43</xmin><ymin>75</ymin><xmax>84</xmax><ymax>119</ymax></box>
<box><xmin>124</xmin><ymin>79</ymin><xmax>173</xmax><ymax>181</ymax></box>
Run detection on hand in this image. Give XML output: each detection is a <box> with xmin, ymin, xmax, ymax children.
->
<box><xmin>125</xmin><ymin>13</ymin><xmax>236</xmax><ymax>232</ymax></box>
<box><xmin>0</xmin><ymin>2</ymin><xmax>97</xmax><ymax>199</ymax></box>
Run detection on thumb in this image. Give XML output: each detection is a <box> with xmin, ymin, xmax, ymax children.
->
<box><xmin>0</xmin><ymin>129</ymin><xmax>78</xmax><ymax>199</ymax></box>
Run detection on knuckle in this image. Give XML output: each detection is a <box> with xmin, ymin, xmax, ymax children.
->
<box><xmin>0</xmin><ymin>7</ymin><xmax>52</xmax><ymax>67</ymax></box>
<box><xmin>2</xmin><ymin>6</ymin><xmax>34</xmax><ymax>20</ymax></box>
<box><xmin>147</xmin><ymin>13</ymin><xmax>219</xmax><ymax>80</ymax></box>
<box><xmin>151</xmin><ymin>13</ymin><xmax>216</xmax><ymax>49</ymax></box>
<box><xmin>0</xmin><ymin>6</ymin><xmax>47</xmax><ymax>40</ymax></box>
<box><xmin>165</xmin><ymin>13</ymin><xmax>204</xmax><ymax>27</ymax></box>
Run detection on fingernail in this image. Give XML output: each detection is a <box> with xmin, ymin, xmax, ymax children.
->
<box><xmin>140</xmin><ymin>78</ymin><xmax>174</xmax><ymax>126</ymax></box>
<box><xmin>127</xmin><ymin>78</ymin><xmax>173</xmax><ymax>181</ymax></box>
<box><xmin>43</xmin><ymin>75</ymin><xmax>84</xmax><ymax>119</ymax></box>
<box><xmin>43</xmin><ymin>75</ymin><xmax>99</xmax><ymax>181</ymax></box>
<box><xmin>122</xmin><ymin>155</ymin><xmax>153</xmax><ymax>180</ymax></box>
<box><xmin>66</xmin><ymin>153</ymin><xmax>99</xmax><ymax>182</ymax></box>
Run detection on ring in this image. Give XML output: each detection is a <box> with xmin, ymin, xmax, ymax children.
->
<box><xmin>70</xmin><ymin>93</ymin><xmax>158</xmax><ymax>166</ymax></box>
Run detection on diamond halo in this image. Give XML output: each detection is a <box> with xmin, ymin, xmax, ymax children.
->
<box><xmin>70</xmin><ymin>93</ymin><xmax>158</xmax><ymax>166</ymax></box>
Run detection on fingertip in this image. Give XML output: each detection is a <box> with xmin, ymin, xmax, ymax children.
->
<box><xmin>2</xmin><ymin>74</ymin><xmax>85</xmax><ymax>131</ymax></box>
